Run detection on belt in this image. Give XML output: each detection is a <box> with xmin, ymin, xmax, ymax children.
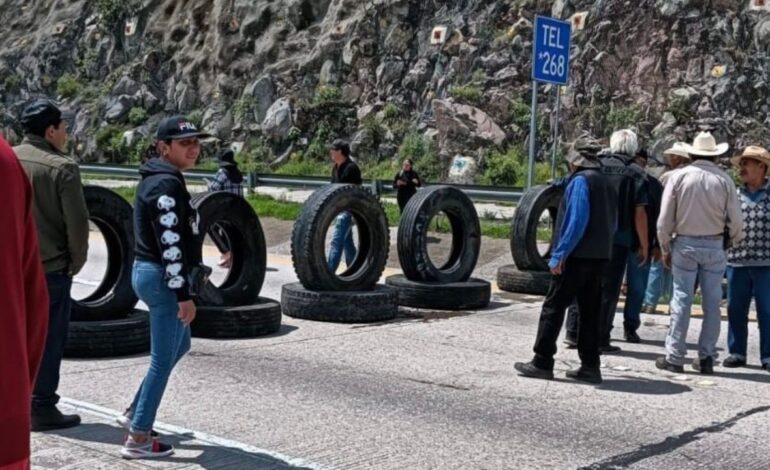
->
<box><xmin>677</xmin><ymin>234</ymin><xmax>723</xmax><ymax>240</ymax></box>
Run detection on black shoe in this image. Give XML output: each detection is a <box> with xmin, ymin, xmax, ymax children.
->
<box><xmin>763</xmin><ymin>363</ymin><xmax>770</xmax><ymax>373</ymax></box>
<box><xmin>655</xmin><ymin>356</ymin><xmax>684</xmax><ymax>373</ymax></box>
<box><xmin>692</xmin><ymin>357</ymin><xmax>714</xmax><ymax>375</ymax></box>
<box><xmin>563</xmin><ymin>335</ymin><xmax>577</xmax><ymax>349</ymax></box>
<box><xmin>566</xmin><ymin>367</ymin><xmax>603</xmax><ymax>384</ymax></box>
<box><xmin>514</xmin><ymin>361</ymin><xmax>554</xmax><ymax>380</ymax></box>
<box><xmin>599</xmin><ymin>344</ymin><xmax>621</xmax><ymax>354</ymax></box>
<box><xmin>722</xmin><ymin>356</ymin><xmax>746</xmax><ymax>368</ymax></box>
<box><xmin>624</xmin><ymin>329</ymin><xmax>641</xmax><ymax>344</ymax></box>
<box><xmin>32</xmin><ymin>406</ymin><xmax>81</xmax><ymax>432</ymax></box>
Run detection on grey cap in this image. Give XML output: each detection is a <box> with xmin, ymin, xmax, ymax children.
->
<box><xmin>565</xmin><ymin>134</ymin><xmax>602</xmax><ymax>169</ymax></box>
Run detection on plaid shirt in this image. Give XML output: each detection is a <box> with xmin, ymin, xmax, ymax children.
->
<box><xmin>208</xmin><ymin>168</ymin><xmax>244</xmax><ymax>197</ymax></box>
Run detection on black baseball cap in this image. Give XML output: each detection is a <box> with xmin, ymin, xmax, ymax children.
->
<box><xmin>20</xmin><ymin>99</ymin><xmax>74</xmax><ymax>134</ymax></box>
<box><xmin>156</xmin><ymin>115</ymin><xmax>211</xmax><ymax>141</ymax></box>
<box><xmin>329</xmin><ymin>138</ymin><xmax>350</xmax><ymax>157</ymax></box>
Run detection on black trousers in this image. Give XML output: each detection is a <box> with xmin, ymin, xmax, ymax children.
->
<box><xmin>566</xmin><ymin>244</ymin><xmax>630</xmax><ymax>345</ymax></box>
<box><xmin>32</xmin><ymin>272</ymin><xmax>73</xmax><ymax>409</ymax></box>
<box><xmin>533</xmin><ymin>258</ymin><xmax>608</xmax><ymax>370</ymax></box>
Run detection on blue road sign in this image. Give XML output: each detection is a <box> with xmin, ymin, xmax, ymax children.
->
<box><xmin>532</xmin><ymin>16</ymin><xmax>572</xmax><ymax>85</ymax></box>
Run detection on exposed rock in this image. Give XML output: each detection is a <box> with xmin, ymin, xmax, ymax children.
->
<box><xmin>447</xmin><ymin>155</ymin><xmax>477</xmax><ymax>185</ymax></box>
<box><xmin>244</xmin><ymin>76</ymin><xmax>276</xmax><ymax>122</ymax></box>
<box><xmin>432</xmin><ymin>99</ymin><xmax>506</xmax><ymax>154</ymax></box>
<box><xmin>104</xmin><ymin>95</ymin><xmax>136</xmax><ymax>123</ymax></box>
<box><xmin>262</xmin><ymin>98</ymin><xmax>293</xmax><ymax>142</ymax></box>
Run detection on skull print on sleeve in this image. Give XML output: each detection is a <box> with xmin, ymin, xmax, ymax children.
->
<box><xmin>151</xmin><ymin>178</ymin><xmax>192</xmax><ymax>301</ymax></box>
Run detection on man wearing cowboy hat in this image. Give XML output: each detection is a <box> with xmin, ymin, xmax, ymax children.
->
<box><xmin>723</xmin><ymin>146</ymin><xmax>770</xmax><ymax>372</ymax></box>
<box><xmin>642</xmin><ymin>142</ymin><xmax>692</xmax><ymax>314</ymax></box>
<box><xmin>515</xmin><ymin>135</ymin><xmax>617</xmax><ymax>385</ymax></box>
<box><xmin>656</xmin><ymin>132</ymin><xmax>743</xmax><ymax>374</ymax></box>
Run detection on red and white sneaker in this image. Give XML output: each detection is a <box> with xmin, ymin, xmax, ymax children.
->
<box><xmin>120</xmin><ymin>435</ymin><xmax>174</xmax><ymax>460</ymax></box>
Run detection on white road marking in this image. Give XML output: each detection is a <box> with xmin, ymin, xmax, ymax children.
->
<box><xmin>60</xmin><ymin>397</ymin><xmax>331</xmax><ymax>470</ymax></box>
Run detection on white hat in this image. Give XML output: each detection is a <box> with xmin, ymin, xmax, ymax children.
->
<box><xmin>662</xmin><ymin>142</ymin><xmax>691</xmax><ymax>160</ymax></box>
<box><xmin>682</xmin><ymin>132</ymin><xmax>729</xmax><ymax>157</ymax></box>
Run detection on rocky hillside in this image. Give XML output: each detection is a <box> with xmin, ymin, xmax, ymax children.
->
<box><xmin>2</xmin><ymin>0</ymin><xmax>770</xmax><ymax>184</ymax></box>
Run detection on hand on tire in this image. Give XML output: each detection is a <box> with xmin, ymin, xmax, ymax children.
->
<box><xmin>178</xmin><ymin>300</ymin><xmax>196</xmax><ymax>325</ymax></box>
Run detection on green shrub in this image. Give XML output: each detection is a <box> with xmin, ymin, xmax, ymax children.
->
<box><xmin>398</xmin><ymin>131</ymin><xmax>439</xmax><ymax>182</ymax></box>
<box><xmin>303</xmin><ymin>123</ymin><xmax>333</xmax><ymax>162</ymax></box>
<box><xmin>510</xmin><ymin>98</ymin><xmax>531</xmax><ymax>128</ymax></box>
<box><xmin>187</xmin><ymin>110</ymin><xmax>203</xmax><ymax>128</ymax></box>
<box><xmin>128</xmin><ymin>107</ymin><xmax>148</xmax><ymax>126</ymax></box>
<box><xmin>56</xmin><ymin>74</ymin><xmax>81</xmax><ymax>98</ymax></box>
<box><xmin>382</xmin><ymin>103</ymin><xmax>401</xmax><ymax>122</ymax></box>
<box><xmin>667</xmin><ymin>97</ymin><xmax>692</xmax><ymax>122</ymax></box>
<box><xmin>362</xmin><ymin>160</ymin><xmax>398</xmax><ymax>180</ymax></box>
<box><xmin>313</xmin><ymin>85</ymin><xmax>342</xmax><ymax>105</ymax></box>
<box><xmin>234</xmin><ymin>96</ymin><xmax>256</xmax><ymax>122</ymax></box>
<box><xmin>275</xmin><ymin>153</ymin><xmax>329</xmax><ymax>177</ymax></box>
<box><xmin>94</xmin><ymin>0</ymin><xmax>131</xmax><ymax>28</ymax></box>
<box><xmin>449</xmin><ymin>84</ymin><xmax>482</xmax><ymax>105</ymax></box>
<box><xmin>236</xmin><ymin>138</ymin><xmax>272</xmax><ymax>174</ymax></box>
<box><xmin>3</xmin><ymin>75</ymin><xmax>20</xmax><ymax>92</ymax></box>
<box><xmin>480</xmin><ymin>148</ymin><xmax>524</xmax><ymax>187</ymax></box>
<box><xmin>606</xmin><ymin>105</ymin><xmax>641</xmax><ymax>131</ymax></box>
<box><xmin>95</xmin><ymin>125</ymin><xmax>127</xmax><ymax>162</ymax></box>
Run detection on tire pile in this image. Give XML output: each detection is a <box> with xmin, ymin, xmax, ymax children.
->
<box><xmin>497</xmin><ymin>184</ymin><xmax>564</xmax><ymax>296</ymax></box>
<box><xmin>282</xmin><ymin>184</ymin><xmax>398</xmax><ymax>322</ymax></box>
<box><xmin>190</xmin><ymin>191</ymin><xmax>281</xmax><ymax>339</ymax></box>
<box><xmin>386</xmin><ymin>186</ymin><xmax>491</xmax><ymax>311</ymax></box>
<box><xmin>65</xmin><ymin>188</ymin><xmax>278</xmax><ymax>358</ymax></box>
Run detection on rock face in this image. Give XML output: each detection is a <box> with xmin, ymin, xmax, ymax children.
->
<box><xmin>1</xmin><ymin>0</ymin><xmax>769</xmax><ymax>177</ymax></box>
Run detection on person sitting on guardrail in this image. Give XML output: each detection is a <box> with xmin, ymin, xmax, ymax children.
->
<box><xmin>119</xmin><ymin>116</ymin><xmax>212</xmax><ymax>459</ymax></box>
<box><xmin>393</xmin><ymin>158</ymin><xmax>422</xmax><ymax>212</ymax></box>
<box><xmin>723</xmin><ymin>146</ymin><xmax>770</xmax><ymax>372</ymax></box>
<box><xmin>328</xmin><ymin>139</ymin><xmax>362</xmax><ymax>271</ymax></box>
<box><xmin>14</xmin><ymin>99</ymin><xmax>90</xmax><ymax>432</ymax></box>
<box><xmin>641</xmin><ymin>143</ymin><xmax>691</xmax><ymax>315</ymax></box>
<box><xmin>515</xmin><ymin>135</ymin><xmax>617</xmax><ymax>385</ymax></box>
<box><xmin>0</xmin><ymin>135</ymin><xmax>49</xmax><ymax>470</ymax></box>
<box><xmin>207</xmin><ymin>148</ymin><xmax>244</xmax><ymax>267</ymax></box>
<box><xmin>564</xmin><ymin>129</ymin><xmax>649</xmax><ymax>354</ymax></box>
<box><xmin>655</xmin><ymin>132</ymin><xmax>743</xmax><ymax>375</ymax></box>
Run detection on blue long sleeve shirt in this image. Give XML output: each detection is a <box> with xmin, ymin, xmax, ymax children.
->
<box><xmin>549</xmin><ymin>175</ymin><xmax>590</xmax><ymax>269</ymax></box>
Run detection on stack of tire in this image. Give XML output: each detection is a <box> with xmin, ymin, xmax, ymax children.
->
<box><xmin>497</xmin><ymin>184</ymin><xmax>564</xmax><ymax>296</ymax></box>
<box><xmin>282</xmin><ymin>184</ymin><xmax>398</xmax><ymax>323</ymax></box>
<box><xmin>386</xmin><ymin>186</ymin><xmax>491</xmax><ymax>311</ymax></box>
<box><xmin>65</xmin><ymin>186</ymin><xmax>145</xmax><ymax>358</ymax></box>
<box><xmin>189</xmin><ymin>191</ymin><xmax>281</xmax><ymax>339</ymax></box>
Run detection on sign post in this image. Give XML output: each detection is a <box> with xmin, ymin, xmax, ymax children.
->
<box><xmin>528</xmin><ymin>16</ymin><xmax>572</xmax><ymax>188</ymax></box>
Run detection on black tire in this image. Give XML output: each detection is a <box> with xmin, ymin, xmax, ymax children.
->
<box><xmin>191</xmin><ymin>298</ymin><xmax>282</xmax><ymax>339</ymax></box>
<box><xmin>511</xmin><ymin>184</ymin><xmax>564</xmax><ymax>272</ymax></box>
<box><xmin>71</xmin><ymin>186</ymin><xmax>138</xmax><ymax>321</ymax></box>
<box><xmin>64</xmin><ymin>311</ymin><xmax>150</xmax><ymax>358</ymax></box>
<box><xmin>398</xmin><ymin>186</ymin><xmax>481</xmax><ymax>283</ymax></box>
<box><xmin>281</xmin><ymin>282</ymin><xmax>397</xmax><ymax>323</ymax></box>
<box><xmin>496</xmin><ymin>264</ymin><xmax>552</xmax><ymax>296</ymax></box>
<box><xmin>192</xmin><ymin>192</ymin><xmax>267</xmax><ymax>306</ymax></box>
<box><xmin>385</xmin><ymin>274</ymin><xmax>490</xmax><ymax>310</ymax></box>
<box><xmin>291</xmin><ymin>184</ymin><xmax>389</xmax><ymax>291</ymax></box>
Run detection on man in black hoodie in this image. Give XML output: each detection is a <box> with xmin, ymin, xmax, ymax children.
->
<box><xmin>119</xmin><ymin>116</ymin><xmax>208</xmax><ymax>460</ymax></box>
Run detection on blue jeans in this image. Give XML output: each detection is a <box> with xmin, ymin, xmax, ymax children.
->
<box><xmin>643</xmin><ymin>259</ymin><xmax>673</xmax><ymax>307</ymax></box>
<box><xmin>727</xmin><ymin>266</ymin><xmax>770</xmax><ymax>365</ymax></box>
<box><xmin>129</xmin><ymin>261</ymin><xmax>191</xmax><ymax>433</ymax></box>
<box><xmin>32</xmin><ymin>272</ymin><xmax>73</xmax><ymax>409</ymax></box>
<box><xmin>623</xmin><ymin>257</ymin><xmax>651</xmax><ymax>332</ymax></box>
<box><xmin>327</xmin><ymin>212</ymin><xmax>356</xmax><ymax>271</ymax></box>
<box><xmin>665</xmin><ymin>237</ymin><xmax>726</xmax><ymax>366</ymax></box>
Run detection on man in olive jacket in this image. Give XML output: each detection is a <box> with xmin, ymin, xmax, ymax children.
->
<box><xmin>14</xmin><ymin>99</ymin><xmax>89</xmax><ymax>431</ymax></box>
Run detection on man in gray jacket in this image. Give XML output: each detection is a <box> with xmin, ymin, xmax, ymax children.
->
<box><xmin>656</xmin><ymin>132</ymin><xmax>743</xmax><ymax>375</ymax></box>
<box><xmin>15</xmin><ymin>99</ymin><xmax>89</xmax><ymax>430</ymax></box>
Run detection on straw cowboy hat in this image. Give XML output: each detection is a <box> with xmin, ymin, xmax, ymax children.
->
<box><xmin>731</xmin><ymin>145</ymin><xmax>770</xmax><ymax>168</ymax></box>
<box><xmin>662</xmin><ymin>142</ymin><xmax>691</xmax><ymax>161</ymax></box>
<box><xmin>682</xmin><ymin>132</ymin><xmax>729</xmax><ymax>157</ymax></box>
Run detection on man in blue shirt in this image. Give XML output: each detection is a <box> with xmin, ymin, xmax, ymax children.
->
<box><xmin>515</xmin><ymin>135</ymin><xmax>618</xmax><ymax>384</ymax></box>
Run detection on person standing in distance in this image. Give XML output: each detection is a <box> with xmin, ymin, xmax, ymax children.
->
<box><xmin>0</xmin><ymin>135</ymin><xmax>49</xmax><ymax>470</ymax></box>
<box><xmin>328</xmin><ymin>139</ymin><xmax>362</xmax><ymax>272</ymax></box>
<box><xmin>119</xmin><ymin>116</ymin><xmax>210</xmax><ymax>459</ymax></box>
<box><xmin>14</xmin><ymin>99</ymin><xmax>89</xmax><ymax>431</ymax></box>
<box><xmin>393</xmin><ymin>158</ymin><xmax>422</xmax><ymax>212</ymax></box>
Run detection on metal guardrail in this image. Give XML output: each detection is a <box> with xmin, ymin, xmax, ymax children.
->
<box><xmin>79</xmin><ymin>163</ymin><xmax>524</xmax><ymax>203</ymax></box>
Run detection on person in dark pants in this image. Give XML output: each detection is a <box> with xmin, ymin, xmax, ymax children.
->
<box><xmin>564</xmin><ymin>129</ymin><xmax>649</xmax><ymax>353</ymax></box>
<box><xmin>393</xmin><ymin>158</ymin><xmax>422</xmax><ymax>212</ymax></box>
<box><xmin>328</xmin><ymin>139</ymin><xmax>362</xmax><ymax>271</ymax></box>
<box><xmin>14</xmin><ymin>99</ymin><xmax>90</xmax><ymax>431</ymax></box>
<box><xmin>515</xmin><ymin>135</ymin><xmax>617</xmax><ymax>384</ymax></box>
<box><xmin>622</xmin><ymin>149</ymin><xmax>664</xmax><ymax>342</ymax></box>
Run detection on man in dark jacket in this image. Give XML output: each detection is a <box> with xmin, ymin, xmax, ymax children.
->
<box><xmin>0</xmin><ymin>135</ymin><xmax>49</xmax><ymax>470</ymax></box>
<box><xmin>622</xmin><ymin>149</ymin><xmax>664</xmax><ymax>342</ymax></box>
<box><xmin>515</xmin><ymin>135</ymin><xmax>618</xmax><ymax>384</ymax></box>
<box><xmin>328</xmin><ymin>139</ymin><xmax>362</xmax><ymax>271</ymax></box>
<box><xmin>15</xmin><ymin>99</ymin><xmax>89</xmax><ymax>431</ymax></box>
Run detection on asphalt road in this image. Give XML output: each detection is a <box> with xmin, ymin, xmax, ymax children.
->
<box><xmin>36</xmin><ymin>227</ymin><xmax>770</xmax><ymax>469</ymax></box>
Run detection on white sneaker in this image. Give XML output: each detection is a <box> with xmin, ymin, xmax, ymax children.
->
<box><xmin>120</xmin><ymin>436</ymin><xmax>174</xmax><ymax>460</ymax></box>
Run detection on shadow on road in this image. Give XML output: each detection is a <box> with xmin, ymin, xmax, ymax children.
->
<box><xmin>46</xmin><ymin>423</ymin><xmax>315</xmax><ymax>469</ymax></box>
<box><xmin>598</xmin><ymin>377</ymin><xmax>691</xmax><ymax>395</ymax></box>
<box><xmin>195</xmin><ymin>324</ymin><xmax>299</xmax><ymax>342</ymax></box>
